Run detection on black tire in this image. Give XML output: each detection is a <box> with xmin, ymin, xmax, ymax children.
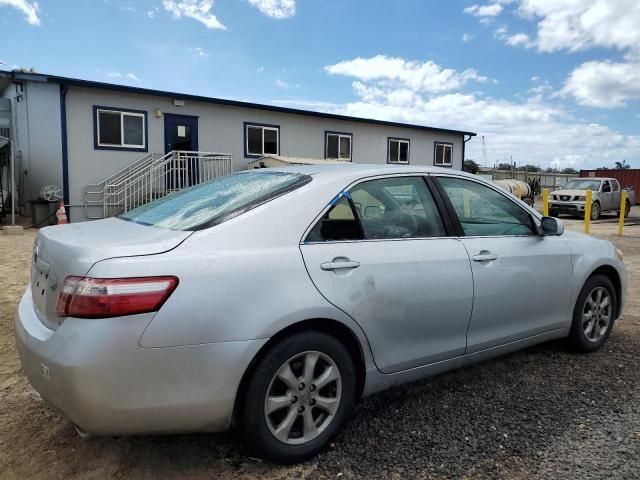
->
<box><xmin>624</xmin><ymin>200</ymin><xmax>631</xmax><ymax>218</ymax></box>
<box><xmin>238</xmin><ymin>331</ymin><xmax>356</xmax><ymax>464</ymax></box>
<box><xmin>568</xmin><ymin>274</ymin><xmax>617</xmax><ymax>352</ymax></box>
<box><xmin>590</xmin><ymin>201</ymin><xmax>601</xmax><ymax>220</ymax></box>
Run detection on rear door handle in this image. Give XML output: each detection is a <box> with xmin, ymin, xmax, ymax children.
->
<box><xmin>320</xmin><ymin>260</ymin><xmax>361</xmax><ymax>271</ymax></box>
<box><xmin>472</xmin><ymin>252</ymin><xmax>498</xmax><ymax>262</ymax></box>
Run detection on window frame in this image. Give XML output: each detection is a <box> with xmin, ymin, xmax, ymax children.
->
<box><xmin>301</xmin><ymin>174</ymin><xmax>456</xmax><ymax>244</ymax></box>
<box><xmin>433</xmin><ymin>141</ymin><xmax>453</xmax><ymax>168</ymax></box>
<box><xmin>387</xmin><ymin>137</ymin><xmax>411</xmax><ymax>164</ymax></box>
<box><xmin>93</xmin><ymin>105</ymin><xmax>148</xmax><ymax>152</ymax></box>
<box><xmin>324</xmin><ymin>131</ymin><xmax>353</xmax><ymax>161</ymax></box>
<box><xmin>431</xmin><ymin>174</ymin><xmax>541</xmax><ymax>238</ymax></box>
<box><xmin>244</xmin><ymin>122</ymin><xmax>280</xmax><ymax>158</ymax></box>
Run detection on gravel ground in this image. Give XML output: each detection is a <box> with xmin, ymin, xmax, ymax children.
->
<box><xmin>0</xmin><ymin>220</ymin><xmax>638</xmax><ymax>480</ymax></box>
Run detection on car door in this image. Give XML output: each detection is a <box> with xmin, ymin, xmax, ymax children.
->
<box><xmin>601</xmin><ymin>180</ymin><xmax>613</xmax><ymax>210</ymax></box>
<box><xmin>433</xmin><ymin>175</ymin><xmax>573</xmax><ymax>353</ymax></box>
<box><xmin>300</xmin><ymin>175</ymin><xmax>473</xmax><ymax>374</ymax></box>
<box><xmin>610</xmin><ymin>180</ymin><xmax>621</xmax><ymax>211</ymax></box>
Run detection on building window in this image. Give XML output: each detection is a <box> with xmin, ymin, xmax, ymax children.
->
<box><xmin>94</xmin><ymin>106</ymin><xmax>147</xmax><ymax>151</ymax></box>
<box><xmin>434</xmin><ymin>142</ymin><xmax>453</xmax><ymax>167</ymax></box>
<box><xmin>325</xmin><ymin>132</ymin><xmax>352</xmax><ymax>160</ymax></box>
<box><xmin>388</xmin><ymin>138</ymin><xmax>410</xmax><ymax>164</ymax></box>
<box><xmin>245</xmin><ymin>123</ymin><xmax>279</xmax><ymax>157</ymax></box>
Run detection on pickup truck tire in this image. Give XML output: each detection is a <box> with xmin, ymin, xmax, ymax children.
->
<box><xmin>624</xmin><ymin>200</ymin><xmax>631</xmax><ymax>218</ymax></box>
<box><xmin>589</xmin><ymin>201</ymin><xmax>600</xmax><ymax>221</ymax></box>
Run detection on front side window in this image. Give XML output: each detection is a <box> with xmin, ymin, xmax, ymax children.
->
<box><xmin>119</xmin><ymin>171</ymin><xmax>310</xmax><ymax>231</ymax></box>
<box><xmin>388</xmin><ymin>138</ymin><xmax>410</xmax><ymax>164</ymax></box>
<box><xmin>434</xmin><ymin>142</ymin><xmax>452</xmax><ymax>167</ymax></box>
<box><xmin>246</xmin><ymin>124</ymin><xmax>279</xmax><ymax>156</ymax></box>
<box><xmin>306</xmin><ymin>176</ymin><xmax>446</xmax><ymax>242</ymax></box>
<box><xmin>95</xmin><ymin>107</ymin><xmax>146</xmax><ymax>149</ymax></box>
<box><xmin>437</xmin><ymin>176</ymin><xmax>535</xmax><ymax>236</ymax></box>
<box><xmin>602</xmin><ymin>181</ymin><xmax>611</xmax><ymax>192</ymax></box>
<box><xmin>325</xmin><ymin>132</ymin><xmax>352</xmax><ymax>160</ymax></box>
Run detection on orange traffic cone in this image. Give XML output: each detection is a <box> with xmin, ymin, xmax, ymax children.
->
<box><xmin>56</xmin><ymin>201</ymin><xmax>68</xmax><ymax>224</ymax></box>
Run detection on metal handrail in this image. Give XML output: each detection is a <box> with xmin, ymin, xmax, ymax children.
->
<box><xmin>84</xmin><ymin>150</ymin><xmax>233</xmax><ymax>219</ymax></box>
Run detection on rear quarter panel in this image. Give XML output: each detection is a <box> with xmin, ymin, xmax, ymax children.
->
<box><xmin>86</xmin><ymin>175</ymin><xmax>377</xmax><ymax>369</ymax></box>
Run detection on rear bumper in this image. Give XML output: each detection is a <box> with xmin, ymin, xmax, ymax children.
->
<box><xmin>14</xmin><ymin>288</ymin><xmax>267</xmax><ymax>435</ymax></box>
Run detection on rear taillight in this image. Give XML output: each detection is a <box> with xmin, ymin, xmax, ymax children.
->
<box><xmin>55</xmin><ymin>276</ymin><xmax>178</xmax><ymax>318</ymax></box>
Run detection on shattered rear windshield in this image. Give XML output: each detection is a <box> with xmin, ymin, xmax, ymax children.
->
<box><xmin>118</xmin><ymin>171</ymin><xmax>311</xmax><ymax>231</ymax></box>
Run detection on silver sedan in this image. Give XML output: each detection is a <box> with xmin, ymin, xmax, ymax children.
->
<box><xmin>15</xmin><ymin>164</ymin><xmax>626</xmax><ymax>463</ymax></box>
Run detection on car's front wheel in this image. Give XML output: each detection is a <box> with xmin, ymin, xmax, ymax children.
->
<box><xmin>238</xmin><ymin>331</ymin><xmax>356</xmax><ymax>464</ymax></box>
<box><xmin>589</xmin><ymin>201</ymin><xmax>601</xmax><ymax>220</ymax></box>
<box><xmin>569</xmin><ymin>274</ymin><xmax>617</xmax><ymax>352</ymax></box>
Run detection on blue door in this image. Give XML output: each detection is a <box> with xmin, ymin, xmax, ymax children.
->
<box><xmin>164</xmin><ymin>114</ymin><xmax>199</xmax><ymax>189</ymax></box>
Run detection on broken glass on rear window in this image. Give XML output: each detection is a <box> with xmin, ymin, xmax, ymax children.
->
<box><xmin>118</xmin><ymin>171</ymin><xmax>311</xmax><ymax>231</ymax></box>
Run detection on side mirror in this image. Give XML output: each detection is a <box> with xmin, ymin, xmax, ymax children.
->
<box><xmin>540</xmin><ymin>216</ymin><xmax>564</xmax><ymax>236</ymax></box>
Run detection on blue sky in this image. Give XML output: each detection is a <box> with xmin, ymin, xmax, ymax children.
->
<box><xmin>1</xmin><ymin>0</ymin><xmax>639</xmax><ymax>169</ymax></box>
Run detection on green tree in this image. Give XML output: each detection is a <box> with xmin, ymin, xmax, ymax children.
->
<box><xmin>561</xmin><ymin>167</ymin><xmax>578</xmax><ymax>174</ymax></box>
<box><xmin>496</xmin><ymin>162</ymin><xmax>513</xmax><ymax>170</ymax></box>
<box><xmin>522</xmin><ymin>164</ymin><xmax>541</xmax><ymax>172</ymax></box>
<box><xmin>464</xmin><ymin>159</ymin><xmax>480</xmax><ymax>174</ymax></box>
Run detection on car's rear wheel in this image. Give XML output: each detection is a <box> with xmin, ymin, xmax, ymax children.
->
<box><xmin>624</xmin><ymin>200</ymin><xmax>631</xmax><ymax>218</ymax></box>
<box><xmin>569</xmin><ymin>274</ymin><xmax>617</xmax><ymax>352</ymax></box>
<box><xmin>238</xmin><ymin>331</ymin><xmax>356</xmax><ymax>464</ymax></box>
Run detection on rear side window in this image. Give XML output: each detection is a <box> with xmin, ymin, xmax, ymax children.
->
<box><xmin>306</xmin><ymin>176</ymin><xmax>446</xmax><ymax>242</ymax></box>
<box><xmin>119</xmin><ymin>171</ymin><xmax>311</xmax><ymax>231</ymax></box>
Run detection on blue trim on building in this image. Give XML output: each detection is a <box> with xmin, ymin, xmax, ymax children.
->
<box><xmin>92</xmin><ymin>105</ymin><xmax>149</xmax><ymax>152</ymax></box>
<box><xmin>433</xmin><ymin>141</ymin><xmax>454</xmax><ymax>168</ymax></box>
<box><xmin>243</xmin><ymin>122</ymin><xmax>280</xmax><ymax>158</ymax></box>
<box><xmin>387</xmin><ymin>137</ymin><xmax>411</xmax><ymax>164</ymax></box>
<box><xmin>324</xmin><ymin>131</ymin><xmax>353</xmax><ymax>161</ymax></box>
<box><xmin>59</xmin><ymin>85</ymin><xmax>70</xmax><ymax>218</ymax></box>
<box><xmin>0</xmin><ymin>70</ymin><xmax>476</xmax><ymax>138</ymax></box>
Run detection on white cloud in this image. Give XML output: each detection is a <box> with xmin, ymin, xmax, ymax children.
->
<box><xmin>106</xmin><ymin>72</ymin><xmax>139</xmax><ymax>82</ymax></box>
<box><xmin>147</xmin><ymin>7</ymin><xmax>159</xmax><ymax>18</ymax></box>
<box><xmin>248</xmin><ymin>0</ymin><xmax>295</xmax><ymax>18</ymax></box>
<box><xmin>505</xmin><ymin>32</ymin><xmax>532</xmax><ymax>47</ymax></box>
<box><xmin>315</xmin><ymin>55</ymin><xmax>639</xmax><ymax>169</ymax></box>
<box><xmin>162</xmin><ymin>0</ymin><xmax>226</xmax><ymax>30</ymax></box>
<box><xmin>517</xmin><ymin>0</ymin><xmax>640</xmax><ymax>53</ymax></box>
<box><xmin>189</xmin><ymin>47</ymin><xmax>210</xmax><ymax>59</ymax></box>
<box><xmin>462</xmin><ymin>33</ymin><xmax>475</xmax><ymax>43</ymax></box>
<box><xmin>325</xmin><ymin>55</ymin><xmax>488</xmax><ymax>94</ymax></box>
<box><xmin>0</xmin><ymin>0</ymin><xmax>40</xmax><ymax>25</ymax></box>
<box><xmin>560</xmin><ymin>60</ymin><xmax>640</xmax><ymax>108</ymax></box>
<box><xmin>256</xmin><ymin>66</ymin><xmax>265</xmax><ymax>73</ymax></box>
<box><xmin>464</xmin><ymin>3</ymin><xmax>504</xmax><ymax>18</ymax></box>
<box><xmin>275</xmin><ymin>79</ymin><xmax>299</xmax><ymax>89</ymax></box>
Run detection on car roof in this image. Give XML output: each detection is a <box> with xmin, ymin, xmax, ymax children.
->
<box><xmin>260</xmin><ymin>163</ymin><xmax>470</xmax><ymax>179</ymax></box>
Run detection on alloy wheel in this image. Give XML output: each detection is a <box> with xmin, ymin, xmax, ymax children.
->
<box><xmin>582</xmin><ymin>286</ymin><xmax>611</xmax><ymax>342</ymax></box>
<box><xmin>264</xmin><ymin>351</ymin><xmax>342</xmax><ymax>445</ymax></box>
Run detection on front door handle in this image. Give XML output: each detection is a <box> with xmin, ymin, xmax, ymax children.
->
<box><xmin>472</xmin><ymin>251</ymin><xmax>498</xmax><ymax>262</ymax></box>
<box><xmin>320</xmin><ymin>260</ymin><xmax>361</xmax><ymax>271</ymax></box>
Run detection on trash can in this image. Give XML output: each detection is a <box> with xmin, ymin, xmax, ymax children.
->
<box><xmin>29</xmin><ymin>199</ymin><xmax>57</xmax><ymax>227</ymax></box>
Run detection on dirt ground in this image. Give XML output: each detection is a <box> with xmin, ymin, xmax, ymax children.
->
<box><xmin>1</xmin><ymin>217</ymin><xmax>638</xmax><ymax>479</ymax></box>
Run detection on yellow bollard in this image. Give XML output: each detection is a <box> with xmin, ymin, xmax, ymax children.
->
<box><xmin>463</xmin><ymin>190</ymin><xmax>471</xmax><ymax>218</ymax></box>
<box><xmin>542</xmin><ymin>189</ymin><xmax>549</xmax><ymax>216</ymax></box>
<box><xmin>584</xmin><ymin>189</ymin><xmax>592</xmax><ymax>235</ymax></box>
<box><xmin>618</xmin><ymin>190</ymin><xmax>627</xmax><ymax>236</ymax></box>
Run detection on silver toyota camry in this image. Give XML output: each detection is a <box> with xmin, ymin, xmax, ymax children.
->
<box><xmin>15</xmin><ymin>164</ymin><xmax>626</xmax><ymax>463</ymax></box>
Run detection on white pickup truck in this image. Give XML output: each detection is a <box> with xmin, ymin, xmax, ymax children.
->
<box><xmin>549</xmin><ymin>177</ymin><xmax>634</xmax><ymax>220</ymax></box>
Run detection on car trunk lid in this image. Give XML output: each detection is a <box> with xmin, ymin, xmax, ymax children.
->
<box><xmin>30</xmin><ymin>217</ymin><xmax>191</xmax><ymax>330</ymax></box>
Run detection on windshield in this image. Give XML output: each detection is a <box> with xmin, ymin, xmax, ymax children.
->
<box><xmin>562</xmin><ymin>179</ymin><xmax>601</xmax><ymax>190</ymax></box>
<box><xmin>118</xmin><ymin>171</ymin><xmax>311</xmax><ymax>231</ymax></box>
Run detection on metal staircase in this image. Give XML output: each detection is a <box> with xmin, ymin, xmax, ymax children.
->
<box><xmin>84</xmin><ymin>150</ymin><xmax>233</xmax><ymax>219</ymax></box>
